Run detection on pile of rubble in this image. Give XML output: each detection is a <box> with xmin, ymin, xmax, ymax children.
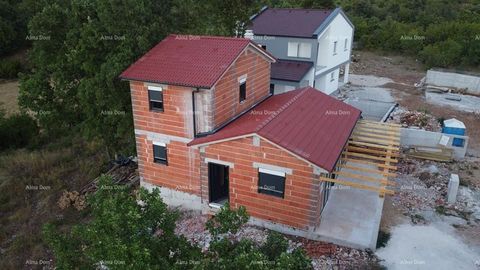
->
<box><xmin>387</xmin><ymin>107</ymin><xmax>441</xmax><ymax>131</ymax></box>
<box><xmin>312</xmin><ymin>247</ymin><xmax>381</xmax><ymax>269</ymax></box>
<box><xmin>394</xmin><ymin>157</ymin><xmax>480</xmax><ymax>224</ymax></box>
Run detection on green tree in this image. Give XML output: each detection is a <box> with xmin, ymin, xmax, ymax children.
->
<box><xmin>19</xmin><ymin>0</ymin><xmax>199</xmax><ymax>156</ymax></box>
<box><xmin>43</xmin><ymin>176</ymin><xmax>201</xmax><ymax>269</ymax></box>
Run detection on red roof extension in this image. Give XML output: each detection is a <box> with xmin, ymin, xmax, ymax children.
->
<box><xmin>189</xmin><ymin>87</ymin><xmax>361</xmax><ymax>172</ymax></box>
<box><xmin>120</xmin><ymin>34</ymin><xmax>275</xmax><ymax>88</ymax></box>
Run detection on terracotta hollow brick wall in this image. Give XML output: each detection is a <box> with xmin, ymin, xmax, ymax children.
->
<box><xmin>131</xmin><ymin>81</ymin><xmax>200</xmax><ymax>195</ymax></box>
<box><xmin>130</xmin><ymin>81</ymin><xmax>195</xmax><ymax>139</ymax></box>
<box><xmin>200</xmin><ymin>136</ymin><xmax>322</xmax><ymax>230</ymax></box>
<box><xmin>213</xmin><ymin>48</ymin><xmax>271</xmax><ymax>128</ymax></box>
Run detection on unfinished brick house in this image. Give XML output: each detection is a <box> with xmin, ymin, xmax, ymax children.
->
<box><xmin>120</xmin><ymin>34</ymin><xmax>399</xmax><ymax>248</ymax></box>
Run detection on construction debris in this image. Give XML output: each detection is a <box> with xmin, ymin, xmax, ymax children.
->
<box><xmin>174</xmin><ymin>210</ymin><xmax>383</xmax><ymax>269</ymax></box>
<box><xmin>80</xmin><ymin>157</ymin><xmax>139</xmax><ymax>194</ymax></box>
<box><xmin>387</xmin><ymin>107</ymin><xmax>441</xmax><ymax>131</ymax></box>
<box><xmin>394</xmin><ymin>157</ymin><xmax>480</xmax><ymax>224</ymax></box>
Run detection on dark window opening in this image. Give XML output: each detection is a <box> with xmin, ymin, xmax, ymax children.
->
<box><xmin>258</xmin><ymin>169</ymin><xmax>285</xmax><ymax>198</ymax></box>
<box><xmin>239</xmin><ymin>81</ymin><xmax>246</xmax><ymax>102</ymax></box>
<box><xmin>269</xmin><ymin>83</ymin><xmax>275</xmax><ymax>95</ymax></box>
<box><xmin>261</xmin><ymin>45</ymin><xmax>267</xmax><ymax>50</ymax></box>
<box><xmin>148</xmin><ymin>89</ymin><xmax>164</xmax><ymax>111</ymax></box>
<box><xmin>153</xmin><ymin>144</ymin><xmax>167</xmax><ymax>165</ymax></box>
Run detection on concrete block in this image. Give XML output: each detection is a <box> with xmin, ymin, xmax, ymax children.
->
<box><xmin>447</xmin><ymin>174</ymin><xmax>460</xmax><ymax>204</ymax></box>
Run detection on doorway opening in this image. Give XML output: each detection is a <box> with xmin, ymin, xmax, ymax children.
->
<box><xmin>208</xmin><ymin>163</ymin><xmax>229</xmax><ymax>205</ymax></box>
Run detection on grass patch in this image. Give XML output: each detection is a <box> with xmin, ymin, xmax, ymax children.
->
<box><xmin>0</xmin><ymin>137</ymin><xmax>108</xmax><ymax>269</ymax></box>
<box><xmin>376</xmin><ymin>230</ymin><xmax>391</xmax><ymax>249</ymax></box>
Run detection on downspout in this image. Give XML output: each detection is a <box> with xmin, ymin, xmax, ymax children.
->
<box><xmin>192</xmin><ymin>88</ymin><xmax>200</xmax><ymax>137</ymax></box>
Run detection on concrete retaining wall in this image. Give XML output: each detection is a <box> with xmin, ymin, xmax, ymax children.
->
<box><xmin>426</xmin><ymin>69</ymin><xmax>480</xmax><ymax>95</ymax></box>
<box><xmin>400</xmin><ymin>128</ymin><xmax>468</xmax><ymax>159</ymax></box>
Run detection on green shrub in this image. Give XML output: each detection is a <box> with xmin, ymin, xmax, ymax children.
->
<box><xmin>419</xmin><ymin>39</ymin><xmax>463</xmax><ymax>68</ymax></box>
<box><xmin>0</xmin><ymin>113</ymin><xmax>39</xmax><ymax>150</ymax></box>
<box><xmin>260</xmin><ymin>231</ymin><xmax>289</xmax><ymax>261</ymax></box>
<box><xmin>206</xmin><ymin>203</ymin><xmax>249</xmax><ymax>237</ymax></box>
<box><xmin>0</xmin><ymin>59</ymin><xmax>22</xmax><ymax>79</ymax></box>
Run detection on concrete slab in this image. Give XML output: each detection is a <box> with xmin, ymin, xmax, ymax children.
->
<box><xmin>314</xmin><ymin>162</ymin><xmax>385</xmax><ymax>250</ymax></box>
<box><xmin>425</xmin><ymin>91</ymin><xmax>480</xmax><ymax>113</ymax></box>
<box><xmin>345</xmin><ymin>97</ymin><xmax>396</xmax><ymax>121</ymax></box>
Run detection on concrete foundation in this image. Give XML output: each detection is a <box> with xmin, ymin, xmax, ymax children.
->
<box><xmin>140</xmin><ymin>179</ymin><xmax>204</xmax><ymax>211</ymax></box>
<box><xmin>426</xmin><ymin>69</ymin><xmax>480</xmax><ymax>95</ymax></box>
<box><xmin>314</xmin><ymin>162</ymin><xmax>385</xmax><ymax>250</ymax></box>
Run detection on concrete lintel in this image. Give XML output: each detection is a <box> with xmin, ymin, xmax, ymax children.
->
<box><xmin>134</xmin><ymin>129</ymin><xmax>191</xmax><ymax>144</ymax></box>
<box><xmin>204</xmin><ymin>158</ymin><xmax>234</xmax><ymax>168</ymax></box>
<box><xmin>253</xmin><ymin>162</ymin><xmax>293</xmax><ymax>175</ymax></box>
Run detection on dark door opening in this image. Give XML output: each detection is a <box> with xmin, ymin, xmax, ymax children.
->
<box><xmin>208</xmin><ymin>163</ymin><xmax>229</xmax><ymax>204</ymax></box>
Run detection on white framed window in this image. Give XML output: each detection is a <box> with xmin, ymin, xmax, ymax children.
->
<box><xmin>287</xmin><ymin>42</ymin><xmax>298</xmax><ymax>57</ymax></box>
<box><xmin>330</xmin><ymin>72</ymin><xmax>335</xmax><ymax>82</ymax></box>
<box><xmin>298</xmin><ymin>43</ymin><xmax>312</xmax><ymax>58</ymax></box>
<box><xmin>288</xmin><ymin>42</ymin><xmax>311</xmax><ymax>58</ymax></box>
<box><xmin>258</xmin><ymin>168</ymin><xmax>286</xmax><ymax>198</ymax></box>
<box><xmin>344</xmin><ymin>38</ymin><xmax>348</xmax><ymax>51</ymax></box>
<box><xmin>333</xmin><ymin>41</ymin><xmax>337</xmax><ymax>55</ymax></box>
<box><xmin>153</xmin><ymin>142</ymin><xmax>167</xmax><ymax>165</ymax></box>
<box><xmin>148</xmin><ymin>86</ymin><xmax>164</xmax><ymax>112</ymax></box>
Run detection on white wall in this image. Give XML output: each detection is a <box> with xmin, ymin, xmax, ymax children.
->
<box><xmin>316</xmin><ymin>14</ymin><xmax>353</xmax><ymax>75</ymax></box>
<box><xmin>400</xmin><ymin>128</ymin><xmax>468</xmax><ymax>159</ymax></box>
<box><xmin>274</xmin><ymin>84</ymin><xmax>296</xmax><ymax>94</ymax></box>
<box><xmin>315</xmin><ymin>68</ymin><xmax>340</xmax><ymax>95</ymax></box>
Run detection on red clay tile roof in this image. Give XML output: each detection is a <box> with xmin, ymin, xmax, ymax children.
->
<box><xmin>250</xmin><ymin>8</ymin><xmax>334</xmax><ymax>38</ymax></box>
<box><xmin>271</xmin><ymin>60</ymin><xmax>313</xmax><ymax>82</ymax></box>
<box><xmin>120</xmin><ymin>34</ymin><xmax>274</xmax><ymax>88</ymax></box>
<box><xmin>189</xmin><ymin>87</ymin><xmax>361</xmax><ymax>172</ymax></box>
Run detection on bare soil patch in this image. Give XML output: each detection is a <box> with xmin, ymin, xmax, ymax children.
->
<box><xmin>0</xmin><ymin>80</ymin><xmax>20</xmax><ymax>115</ymax></box>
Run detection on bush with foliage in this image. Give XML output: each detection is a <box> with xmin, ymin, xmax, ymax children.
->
<box><xmin>0</xmin><ymin>59</ymin><xmax>23</xmax><ymax>79</ymax></box>
<box><xmin>43</xmin><ymin>177</ymin><xmax>313</xmax><ymax>269</ymax></box>
<box><xmin>340</xmin><ymin>0</ymin><xmax>480</xmax><ymax>68</ymax></box>
<box><xmin>0</xmin><ymin>110</ymin><xmax>39</xmax><ymax>151</ymax></box>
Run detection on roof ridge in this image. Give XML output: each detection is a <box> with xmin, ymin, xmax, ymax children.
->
<box><xmin>269</xmin><ymin>7</ymin><xmax>333</xmax><ymax>12</ymax></box>
<box><xmin>170</xmin><ymin>34</ymin><xmax>250</xmax><ymax>42</ymax></box>
<box><xmin>255</xmin><ymin>88</ymin><xmax>309</xmax><ymax>132</ymax></box>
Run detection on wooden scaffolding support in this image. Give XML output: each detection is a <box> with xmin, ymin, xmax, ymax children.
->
<box><xmin>321</xmin><ymin>120</ymin><xmax>401</xmax><ymax>197</ymax></box>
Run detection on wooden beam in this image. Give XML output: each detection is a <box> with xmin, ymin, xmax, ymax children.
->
<box><xmin>359</xmin><ymin>120</ymin><xmax>401</xmax><ymax>127</ymax></box>
<box><xmin>347</xmin><ymin>145</ymin><xmax>400</xmax><ymax>157</ymax></box>
<box><xmin>352</xmin><ymin>130</ymin><xmax>401</xmax><ymax>141</ymax></box>
<box><xmin>338</xmin><ymin>164</ymin><xmax>397</xmax><ymax>177</ymax></box>
<box><xmin>354</xmin><ymin>126</ymin><xmax>400</xmax><ymax>136</ymax></box>
<box><xmin>348</xmin><ymin>140</ymin><xmax>399</xmax><ymax>151</ymax></box>
<box><xmin>319</xmin><ymin>177</ymin><xmax>394</xmax><ymax>195</ymax></box>
<box><xmin>349</xmin><ymin>135</ymin><xmax>400</xmax><ymax>146</ymax></box>
<box><xmin>342</xmin><ymin>151</ymin><xmax>399</xmax><ymax>163</ymax></box>
<box><xmin>331</xmin><ymin>170</ymin><xmax>396</xmax><ymax>185</ymax></box>
<box><xmin>356</xmin><ymin>123</ymin><xmax>401</xmax><ymax>131</ymax></box>
<box><xmin>341</xmin><ymin>157</ymin><xmax>398</xmax><ymax>170</ymax></box>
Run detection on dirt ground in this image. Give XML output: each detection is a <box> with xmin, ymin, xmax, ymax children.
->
<box><xmin>351</xmin><ymin>51</ymin><xmax>480</xmax><ymax>157</ymax></box>
<box><xmin>351</xmin><ymin>51</ymin><xmax>480</xmax><ymax>268</ymax></box>
<box><xmin>0</xmin><ymin>80</ymin><xmax>20</xmax><ymax>116</ymax></box>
